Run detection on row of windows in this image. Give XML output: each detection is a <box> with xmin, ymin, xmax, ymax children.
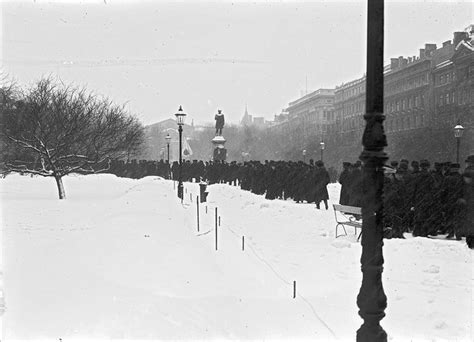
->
<box><xmin>330</xmin><ymin>112</ymin><xmax>427</xmax><ymax>134</ymax></box>
<box><xmin>335</xmin><ymin>84</ymin><xmax>365</xmax><ymax>101</ymax></box>
<box><xmin>334</xmin><ymin>93</ymin><xmax>426</xmax><ymax>117</ymax></box>
<box><xmin>385</xmin><ymin>73</ymin><xmax>429</xmax><ymax>95</ymax></box>
<box><xmin>437</xmin><ymin>88</ymin><xmax>473</xmax><ymax>106</ymax></box>
<box><xmin>386</xmin><ymin>94</ymin><xmax>424</xmax><ymax>113</ymax></box>
<box><xmin>436</xmin><ymin>71</ymin><xmax>456</xmax><ymax>86</ymax></box>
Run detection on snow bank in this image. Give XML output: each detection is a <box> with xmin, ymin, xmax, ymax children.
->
<box><xmin>0</xmin><ymin>174</ymin><xmax>472</xmax><ymax>341</ymax></box>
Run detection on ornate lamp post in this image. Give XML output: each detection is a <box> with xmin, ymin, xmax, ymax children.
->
<box><xmin>302</xmin><ymin>149</ymin><xmax>307</xmax><ymax>163</ymax></box>
<box><xmin>319</xmin><ymin>141</ymin><xmax>325</xmax><ymax>162</ymax></box>
<box><xmin>165</xmin><ymin>133</ymin><xmax>171</xmax><ymax>179</ymax></box>
<box><xmin>357</xmin><ymin>0</ymin><xmax>387</xmax><ymax>341</ymax></box>
<box><xmin>174</xmin><ymin>106</ymin><xmax>187</xmax><ymax>199</ymax></box>
<box><xmin>454</xmin><ymin>123</ymin><xmax>464</xmax><ymax>164</ymax></box>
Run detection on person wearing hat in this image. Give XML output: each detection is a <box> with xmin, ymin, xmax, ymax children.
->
<box><xmin>459</xmin><ymin>170</ymin><xmax>474</xmax><ymax>248</ymax></box>
<box><xmin>398</xmin><ymin>160</ymin><xmax>409</xmax><ymax>175</ymax></box>
<box><xmin>314</xmin><ymin>160</ymin><xmax>330</xmax><ymax>209</ymax></box>
<box><xmin>384</xmin><ymin>162</ymin><xmax>406</xmax><ymax>238</ymax></box>
<box><xmin>442</xmin><ymin>163</ymin><xmax>464</xmax><ymax>239</ymax></box>
<box><xmin>465</xmin><ymin>155</ymin><xmax>474</xmax><ymax>172</ymax></box>
<box><xmin>338</xmin><ymin>162</ymin><xmax>351</xmax><ymax>205</ymax></box>
<box><xmin>410</xmin><ymin>160</ymin><xmax>420</xmax><ymax>174</ymax></box>
<box><xmin>411</xmin><ymin>159</ymin><xmax>437</xmax><ymax>237</ymax></box>
<box><xmin>348</xmin><ymin>161</ymin><xmax>363</xmax><ymax>208</ymax></box>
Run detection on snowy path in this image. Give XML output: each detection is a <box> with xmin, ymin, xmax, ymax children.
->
<box><xmin>0</xmin><ymin>174</ymin><xmax>472</xmax><ymax>341</ymax></box>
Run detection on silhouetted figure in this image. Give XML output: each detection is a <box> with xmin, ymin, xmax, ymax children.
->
<box><xmin>215</xmin><ymin>109</ymin><xmax>225</xmax><ymax>136</ymax></box>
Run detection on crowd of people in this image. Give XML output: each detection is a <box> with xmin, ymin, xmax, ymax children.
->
<box><xmin>108</xmin><ymin>158</ymin><xmax>337</xmax><ymax>208</ymax></box>
<box><xmin>107</xmin><ymin>155</ymin><xmax>473</xmax><ymax>248</ymax></box>
<box><xmin>339</xmin><ymin>156</ymin><xmax>474</xmax><ymax>247</ymax></box>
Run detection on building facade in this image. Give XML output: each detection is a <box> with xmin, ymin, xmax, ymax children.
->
<box><xmin>273</xmin><ymin>25</ymin><xmax>473</xmax><ymax>167</ymax></box>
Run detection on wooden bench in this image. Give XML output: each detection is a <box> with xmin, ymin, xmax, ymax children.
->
<box><xmin>333</xmin><ymin>204</ymin><xmax>362</xmax><ymax>240</ymax></box>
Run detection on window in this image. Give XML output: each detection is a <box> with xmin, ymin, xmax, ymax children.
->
<box><xmin>445</xmin><ymin>93</ymin><xmax>450</xmax><ymax>104</ymax></box>
<box><xmin>396</xmin><ymin>101</ymin><xmax>400</xmax><ymax>111</ymax></box>
<box><xmin>439</xmin><ymin>95</ymin><xmax>443</xmax><ymax>106</ymax></box>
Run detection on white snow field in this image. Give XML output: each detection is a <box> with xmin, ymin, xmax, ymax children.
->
<box><xmin>0</xmin><ymin>173</ymin><xmax>472</xmax><ymax>341</ymax></box>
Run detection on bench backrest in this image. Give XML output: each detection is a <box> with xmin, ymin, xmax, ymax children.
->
<box><xmin>333</xmin><ymin>204</ymin><xmax>362</xmax><ymax>215</ymax></box>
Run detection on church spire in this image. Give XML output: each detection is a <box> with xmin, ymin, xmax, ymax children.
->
<box><xmin>241</xmin><ymin>104</ymin><xmax>252</xmax><ymax>125</ymax></box>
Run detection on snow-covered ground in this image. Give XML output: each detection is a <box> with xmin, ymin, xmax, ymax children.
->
<box><xmin>0</xmin><ymin>174</ymin><xmax>472</xmax><ymax>341</ymax></box>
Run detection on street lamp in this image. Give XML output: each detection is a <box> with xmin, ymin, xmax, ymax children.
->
<box><xmin>165</xmin><ymin>133</ymin><xmax>171</xmax><ymax>179</ymax></box>
<box><xmin>302</xmin><ymin>149</ymin><xmax>307</xmax><ymax>163</ymax></box>
<box><xmin>175</xmin><ymin>106</ymin><xmax>187</xmax><ymax>199</ymax></box>
<box><xmin>454</xmin><ymin>123</ymin><xmax>464</xmax><ymax>164</ymax></box>
<box><xmin>357</xmin><ymin>0</ymin><xmax>387</xmax><ymax>341</ymax></box>
<box><xmin>319</xmin><ymin>141</ymin><xmax>325</xmax><ymax>162</ymax></box>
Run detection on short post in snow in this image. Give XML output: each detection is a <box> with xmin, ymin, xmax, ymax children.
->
<box><xmin>196</xmin><ymin>196</ymin><xmax>200</xmax><ymax>232</ymax></box>
<box><xmin>206</xmin><ymin>205</ymin><xmax>208</xmax><ymax>214</ymax></box>
<box><xmin>219</xmin><ymin>216</ymin><xmax>221</xmax><ymax>226</ymax></box>
<box><xmin>215</xmin><ymin>207</ymin><xmax>218</xmax><ymax>250</ymax></box>
<box><xmin>293</xmin><ymin>281</ymin><xmax>296</xmax><ymax>299</ymax></box>
<box><xmin>190</xmin><ymin>193</ymin><xmax>192</xmax><ymax>202</ymax></box>
<box><xmin>242</xmin><ymin>236</ymin><xmax>245</xmax><ymax>251</ymax></box>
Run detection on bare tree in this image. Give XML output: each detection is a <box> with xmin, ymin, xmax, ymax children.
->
<box><xmin>1</xmin><ymin>78</ymin><xmax>145</xmax><ymax>199</ymax></box>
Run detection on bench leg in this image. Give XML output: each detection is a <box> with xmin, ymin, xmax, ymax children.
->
<box><xmin>336</xmin><ymin>224</ymin><xmax>347</xmax><ymax>238</ymax></box>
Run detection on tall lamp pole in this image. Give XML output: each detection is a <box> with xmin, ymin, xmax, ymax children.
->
<box><xmin>175</xmin><ymin>106</ymin><xmax>187</xmax><ymax>199</ymax></box>
<box><xmin>454</xmin><ymin>123</ymin><xmax>464</xmax><ymax>164</ymax></box>
<box><xmin>357</xmin><ymin>0</ymin><xmax>387</xmax><ymax>341</ymax></box>
<box><xmin>165</xmin><ymin>133</ymin><xmax>171</xmax><ymax>179</ymax></box>
<box><xmin>319</xmin><ymin>141</ymin><xmax>325</xmax><ymax>162</ymax></box>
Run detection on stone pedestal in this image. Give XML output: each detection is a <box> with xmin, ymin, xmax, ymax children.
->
<box><xmin>212</xmin><ymin>135</ymin><xmax>227</xmax><ymax>161</ymax></box>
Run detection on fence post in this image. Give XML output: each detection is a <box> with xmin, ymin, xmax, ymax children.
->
<box><xmin>242</xmin><ymin>236</ymin><xmax>245</xmax><ymax>251</ymax></box>
<box><xmin>197</xmin><ymin>196</ymin><xmax>200</xmax><ymax>232</ymax></box>
<box><xmin>293</xmin><ymin>281</ymin><xmax>296</xmax><ymax>299</ymax></box>
<box><xmin>215</xmin><ymin>207</ymin><xmax>218</xmax><ymax>251</ymax></box>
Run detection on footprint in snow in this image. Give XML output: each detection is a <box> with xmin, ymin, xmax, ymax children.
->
<box><xmin>423</xmin><ymin>265</ymin><xmax>440</xmax><ymax>274</ymax></box>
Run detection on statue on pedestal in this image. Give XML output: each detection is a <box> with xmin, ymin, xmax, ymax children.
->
<box><xmin>215</xmin><ymin>109</ymin><xmax>225</xmax><ymax>136</ymax></box>
<box><xmin>212</xmin><ymin>109</ymin><xmax>227</xmax><ymax>161</ymax></box>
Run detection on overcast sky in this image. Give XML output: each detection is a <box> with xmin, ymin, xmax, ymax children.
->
<box><xmin>1</xmin><ymin>0</ymin><xmax>472</xmax><ymax>126</ymax></box>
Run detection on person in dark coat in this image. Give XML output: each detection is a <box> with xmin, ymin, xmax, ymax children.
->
<box><xmin>442</xmin><ymin>163</ymin><xmax>464</xmax><ymax>239</ymax></box>
<box><xmin>384</xmin><ymin>166</ymin><xmax>406</xmax><ymax>238</ymax></box>
<box><xmin>460</xmin><ymin>170</ymin><xmax>474</xmax><ymax>248</ymax></box>
<box><xmin>348</xmin><ymin>161</ymin><xmax>363</xmax><ymax>207</ymax></box>
<box><xmin>338</xmin><ymin>162</ymin><xmax>351</xmax><ymax>205</ymax></box>
<box><xmin>314</xmin><ymin>160</ymin><xmax>330</xmax><ymax>209</ymax></box>
<box><xmin>465</xmin><ymin>155</ymin><xmax>474</xmax><ymax>172</ymax></box>
<box><xmin>411</xmin><ymin>160</ymin><xmax>436</xmax><ymax>237</ymax></box>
